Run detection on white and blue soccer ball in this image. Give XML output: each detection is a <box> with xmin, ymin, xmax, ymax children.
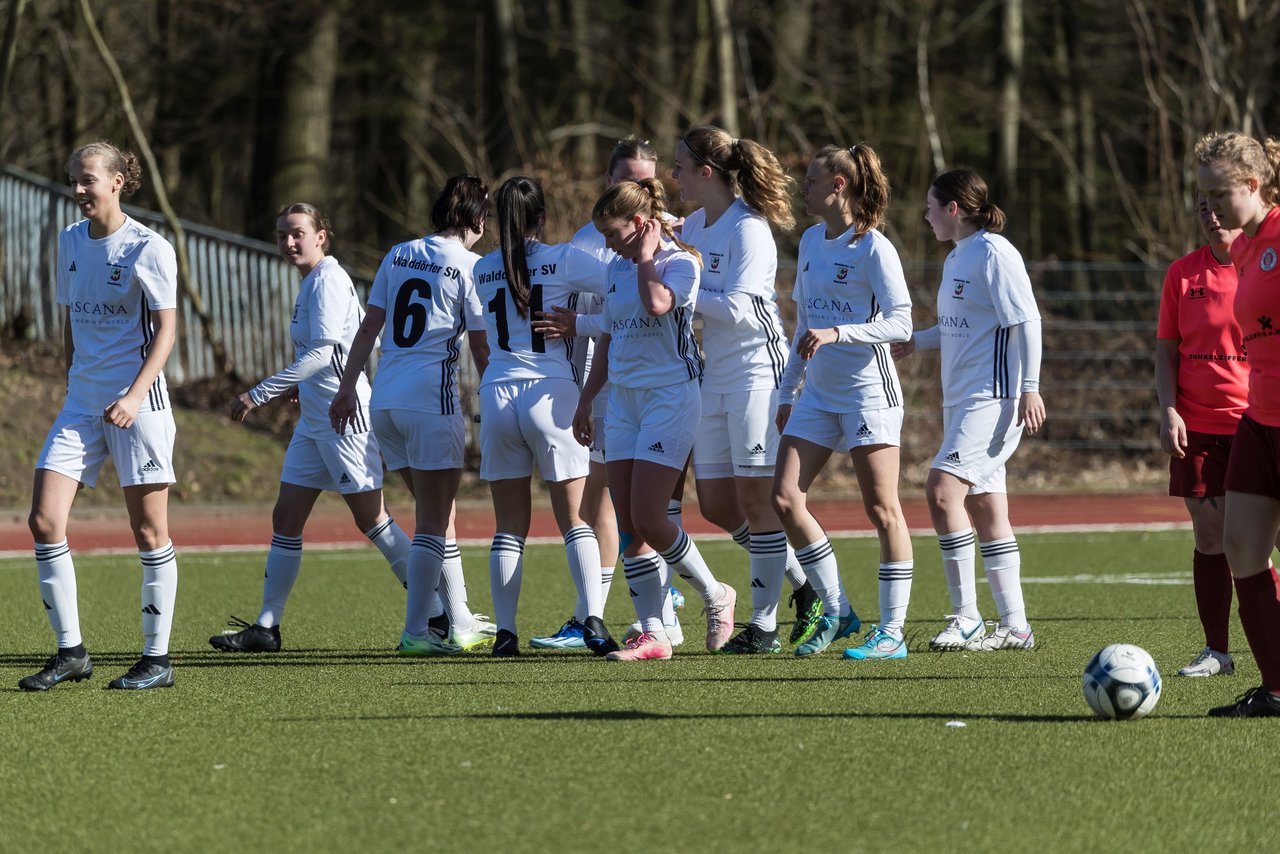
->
<box><xmin>1082</xmin><ymin>644</ymin><xmax>1162</xmax><ymax>720</ymax></box>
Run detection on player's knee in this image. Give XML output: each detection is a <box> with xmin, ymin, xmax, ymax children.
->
<box><xmin>28</xmin><ymin>509</ymin><xmax>61</xmax><ymax>542</ymax></box>
<box><xmin>129</xmin><ymin>519</ymin><xmax>166</xmax><ymax>551</ymax></box>
<box><xmin>771</xmin><ymin>485</ymin><xmax>802</xmax><ymax>522</ymax></box>
<box><xmin>863</xmin><ymin>500</ymin><xmax>903</xmax><ymax>535</ymax></box>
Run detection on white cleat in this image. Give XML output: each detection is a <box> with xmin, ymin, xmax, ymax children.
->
<box><xmin>974</xmin><ymin>623</ymin><xmax>1035</xmax><ymax>651</ymax></box>
<box><xmin>1178</xmin><ymin>646</ymin><xmax>1234</xmax><ymax>677</ymax></box>
<box><xmin>929</xmin><ymin>615</ymin><xmax>987</xmax><ymax>651</ymax></box>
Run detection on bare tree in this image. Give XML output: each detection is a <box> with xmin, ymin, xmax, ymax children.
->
<box><xmin>709</xmin><ymin>0</ymin><xmax>738</xmax><ymax>136</ymax></box>
<box><xmin>267</xmin><ymin>3</ymin><xmax>339</xmax><ymax>208</ymax></box>
<box><xmin>995</xmin><ymin>0</ymin><xmax>1022</xmax><ymax>203</ymax></box>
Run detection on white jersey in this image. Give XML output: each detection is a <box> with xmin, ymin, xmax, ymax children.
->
<box><xmin>934</xmin><ymin>230</ymin><xmax>1041</xmax><ymax>405</ymax></box>
<box><xmin>569</xmin><ymin>222</ymin><xmax>612</xmax><ymax>387</ymax></box>
<box><xmin>679</xmin><ymin>199</ymin><xmax>788</xmax><ymax>392</ymax></box>
<box><xmin>253</xmin><ymin>256</ymin><xmax>371</xmax><ymax>439</ymax></box>
<box><xmin>474</xmin><ymin>241</ymin><xmax>607</xmax><ymax>386</ymax></box>
<box><xmin>790</xmin><ymin>223</ymin><xmax>911</xmax><ymax>412</ymax></box>
<box><xmin>367</xmin><ymin>235</ymin><xmax>483</xmax><ymax>416</ymax></box>
<box><xmin>601</xmin><ymin>240</ymin><xmax>702</xmax><ymax>389</ymax></box>
<box><xmin>57</xmin><ymin>217</ymin><xmax>177</xmax><ymax>415</ymax></box>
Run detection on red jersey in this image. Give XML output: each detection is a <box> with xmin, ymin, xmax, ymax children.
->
<box><xmin>1157</xmin><ymin>244</ymin><xmax>1249</xmax><ymax>433</ymax></box>
<box><xmin>1231</xmin><ymin>206</ymin><xmax>1280</xmax><ymax>427</ymax></box>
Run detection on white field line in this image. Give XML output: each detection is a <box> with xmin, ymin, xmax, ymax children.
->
<box><xmin>0</xmin><ymin>521</ymin><xmax>1188</xmax><ymax>561</ymax></box>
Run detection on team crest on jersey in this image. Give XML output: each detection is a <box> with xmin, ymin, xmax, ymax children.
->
<box><xmin>1262</xmin><ymin>248</ymin><xmax>1277</xmax><ymax>272</ymax></box>
<box><xmin>952</xmin><ymin>279</ymin><xmax>966</xmax><ymax>298</ymax></box>
<box><xmin>835</xmin><ymin>264</ymin><xmax>849</xmax><ymax>281</ymax></box>
<box><xmin>107</xmin><ymin>264</ymin><xmax>127</xmax><ymax>286</ymax></box>
<box><xmin>708</xmin><ymin>252</ymin><xmax>723</xmax><ymax>272</ymax></box>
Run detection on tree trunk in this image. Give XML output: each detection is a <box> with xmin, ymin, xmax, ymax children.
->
<box><xmin>568</xmin><ymin>0</ymin><xmax>595</xmax><ymax>171</ymax></box>
<box><xmin>0</xmin><ymin>0</ymin><xmax>29</xmax><ymax>134</ymax></box>
<box><xmin>268</xmin><ymin>4</ymin><xmax>339</xmax><ymax>208</ymax></box>
<box><xmin>916</xmin><ymin>9</ymin><xmax>945</xmax><ymax>175</ymax></box>
<box><xmin>996</xmin><ymin>0</ymin><xmax>1022</xmax><ymax>205</ymax></box>
<box><xmin>709</xmin><ymin>0</ymin><xmax>738</xmax><ymax>136</ymax></box>
<box><xmin>648</xmin><ymin>0</ymin><xmax>677</xmax><ymax>146</ymax></box>
<box><xmin>492</xmin><ymin>0</ymin><xmax>530</xmax><ymax>168</ymax></box>
<box><xmin>686</xmin><ymin>0</ymin><xmax>710</xmax><ymax>120</ymax></box>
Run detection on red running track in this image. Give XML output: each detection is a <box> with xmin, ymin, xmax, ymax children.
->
<box><xmin>0</xmin><ymin>493</ymin><xmax>1188</xmax><ymax>554</ymax></box>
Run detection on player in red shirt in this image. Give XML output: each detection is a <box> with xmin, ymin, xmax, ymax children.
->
<box><xmin>1196</xmin><ymin>131</ymin><xmax>1280</xmax><ymax>717</ymax></box>
<box><xmin>1156</xmin><ymin>198</ymin><xmax>1249</xmax><ymax>677</ymax></box>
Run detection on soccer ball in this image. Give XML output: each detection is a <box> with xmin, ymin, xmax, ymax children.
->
<box><xmin>1082</xmin><ymin>644</ymin><xmax>1162</xmax><ymax>720</ymax></box>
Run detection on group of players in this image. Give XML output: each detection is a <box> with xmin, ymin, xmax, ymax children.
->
<box><xmin>16</xmin><ymin>129</ymin><xmax>1280</xmax><ymax>718</ymax></box>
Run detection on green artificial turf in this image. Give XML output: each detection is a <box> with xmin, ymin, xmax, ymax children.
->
<box><xmin>1</xmin><ymin>531</ymin><xmax>1275</xmax><ymax>852</ymax></box>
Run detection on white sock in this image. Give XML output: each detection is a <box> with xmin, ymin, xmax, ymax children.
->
<box><xmin>667</xmin><ymin>499</ymin><xmax>683</xmax><ymax>528</ymax></box>
<box><xmin>795</xmin><ymin>538</ymin><xmax>841</xmax><ymax>616</ymax></box>
<box><xmin>35</xmin><ymin>540</ymin><xmax>81</xmax><ymax>648</ymax></box>
<box><xmin>784</xmin><ymin>545</ymin><xmax>806</xmax><ymax>591</ymax></box>
<box><xmin>140</xmin><ymin>541</ymin><xmax>178</xmax><ymax>656</ymax></box>
<box><xmin>878</xmin><ymin>560</ymin><xmax>913</xmax><ymax>636</ymax></box>
<box><xmin>257</xmin><ymin>533</ymin><xmax>303</xmax><ymax>628</ymax></box>
<box><xmin>624</xmin><ymin>551</ymin><xmax>667</xmax><ymax>634</ymax></box>
<box><xmin>749</xmin><ymin>530</ymin><xmax>788</xmax><ymax>632</ymax></box>
<box><xmin>565</xmin><ymin>525</ymin><xmax>603</xmax><ymax>619</ymax></box>
<box><xmin>661</xmin><ymin>581</ymin><xmax>678</xmax><ymax>629</ymax></box>
<box><xmin>489</xmin><ymin>533</ymin><xmax>525</xmax><ymax>634</ymax></box>
<box><xmin>406</xmin><ymin>535</ymin><xmax>446</xmax><ymax>638</ymax></box>
<box><xmin>438</xmin><ymin>540</ymin><xmax>476</xmax><ymax>631</ymax></box>
<box><xmin>729</xmin><ymin>521</ymin><xmax>751</xmax><ymax>550</ymax></box>
<box><xmin>658</xmin><ymin>528</ymin><xmax>723</xmax><ymax>605</ymax></box>
<box><xmin>981</xmin><ymin>537</ymin><xmax>1028</xmax><ymax>630</ymax></box>
<box><xmin>600</xmin><ymin>564</ymin><xmax>616</xmax><ymax>608</ymax></box>
<box><xmin>939</xmin><ymin>529</ymin><xmax>980</xmax><ymax>621</ymax></box>
<box><xmin>366</xmin><ymin>517</ymin><xmax>410</xmax><ymax>590</ymax></box>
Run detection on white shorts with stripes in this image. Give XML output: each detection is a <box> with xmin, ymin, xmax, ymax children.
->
<box><xmin>783</xmin><ymin>400</ymin><xmax>903</xmax><ymax>452</ymax></box>
<box><xmin>479</xmin><ymin>377</ymin><xmax>588</xmax><ymax>483</ymax></box>
<box><xmin>37</xmin><ymin>407</ymin><xmax>176</xmax><ymax>488</ymax></box>
<box><xmin>606</xmin><ymin>382</ymin><xmax>700</xmax><ymax>470</ymax></box>
<box><xmin>372</xmin><ymin>408</ymin><xmax>465</xmax><ymax>471</ymax></box>
<box><xmin>692</xmin><ymin>387</ymin><xmax>780</xmax><ymax>479</ymax></box>
<box><xmin>932</xmin><ymin>397</ymin><xmax>1024</xmax><ymax>494</ymax></box>
<box><xmin>280</xmin><ymin>429</ymin><xmax>383</xmax><ymax>494</ymax></box>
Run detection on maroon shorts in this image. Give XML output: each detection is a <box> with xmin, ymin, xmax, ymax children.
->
<box><xmin>1225</xmin><ymin>414</ymin><xmax>1280</xmax><ymax>501</ymax></box>
<box><xmin>1168</xmin><ymin>430</ymin><xmax>1233</xmax><ymax>498</ymax></box>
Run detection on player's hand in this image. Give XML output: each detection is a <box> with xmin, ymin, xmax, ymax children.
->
<box><xmin>890</xmin><ymin>337</ymin><xmax>916</xmax><ymax>360</ymax></box>
<box><xmin>1159</xmin><ymin>407</ymin><xmax>1188</xmax><ymax>459</ymax></box>
<box><xmin>103</xmin><ymin>395</ymin><xmax>141</xmax><ymax>429</ymax></box>
<box><xmin>533</xmin><ymin>305</ymin><xmax>577</xmax><ymax>341</ymax></box>
<box><xmin>329</xmin><ymin>388</ymin><xmax>359</xmax><ymax>435</ymax></box>
<box><xmin>1018</xmin><ymin>391</ymin><xmax>1046</xmax><ymax>435</ymax></box>
<box><xmin>797</xmin><ymin>327</ymin><xmax>838</xmax><ymax>360</ymax></box>
<box><xmin>230</xmin><ymin>392</ymin><xmax>258</xmax><ymax>423</ymax></box>
<box><xmin>775</xmin><ymin>404</ymin><xmax>792</xmax><ymax>433</ymax></box>
<box><xmin>636</xmin><ymin>218</ymin><xmax>662</xmax><ymax>262</ymax></box>
<box><xmin>573</xmin><ymin>402</ymin><xmax>594</xmax><ymax>447</ymax></box>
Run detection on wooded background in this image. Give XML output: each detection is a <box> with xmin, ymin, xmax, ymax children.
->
<box><xmin>2</xmin><ymin>0</ymin><xmax>1278</xmax><ymax>276</ymax></box>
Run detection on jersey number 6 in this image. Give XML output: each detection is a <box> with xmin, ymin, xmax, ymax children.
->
<box><xmin>392</xmin><ymin>277</ymin><xmax>432</xmax><ymax>347</ymax></box>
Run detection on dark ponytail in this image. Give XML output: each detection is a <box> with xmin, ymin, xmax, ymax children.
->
<box><xmin>931</xmin><ymin>168</ymin><xmax>1006</xmax><ymax>233</ymax></box>
<box><xmin>496</xmin><ymin>176</ymin><xmax>546</xmax><ymax>319</ymax></box>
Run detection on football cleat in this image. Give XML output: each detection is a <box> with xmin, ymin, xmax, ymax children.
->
<box><xmin>626</xmin><ymin>617</ymin><xmax>684</xmax><ymax>647</ymax></box>
<box><xmin>929</xmin><ymin>615</ymin><xmax>986</xmax><ymax>651</ymax></box>
<box><xmin>1208</xmin><ymin>686</ymin><xmax>1280</xmax><ymax>718</ymax></box>
<box><xmin>209</xmin><ymin>616</ymin><xmax>281</xmax><ymax>652</ymax></box>
<box><xmin>788</xmin><ymin>581</ymin><xmax>822</xmax><ymax>645</ymax></box>
<box><xmin>107</xmin><ymin>658</ymin><xmax>174</xmax><ymax>690</ymax></box>
<box><xmin>1178</xmin><ymin>647</ymin><xmax>1234</xmax><ymax>677</ymax></box>
<box><xmin>843</xmin><ymin>626</ymin><xmax>908</xmax><ymax>661</ymax></box>
<box><xmin>398</xmin><ymin>631</ymin><xmax>463</xmax><ymax>657</ymax></box>
<box><xmin>18</xmin><ymin>649</ymin><xmax>93</xmax><ymax>691</ymax></box>
<box><xmin>582</xmin><ymin>616</ymin><xmax>620</xmax><ymax>656</ymax></box>
<box><xmin>604</xmin><ymin>631</ymin><xmax>673</xmax><ymax>661</ymax></box>
<box><xmin>794</xmin><ymin>614</ymin><xmax>841</xmax><ymax>657</ymax></box>
<box><xmin>530</xmin><ymin>618</ymin><xmax>587</xmax><ymax>650</ymax></box>
<box><xmin>720</xmin><ymin>624</ymin><xmax>782</xmax><ymax>655</ymax></box>
<box><xmin>975</xmin><ymin>624</ymin><xmax>1035</xmax><ymax>651</ymax></box>
<box><xmin>450</xmin><ymin>616</ymin><xmax>498</xmax><ymax>651</ymax></box>
<box><xmin>836</xmin><ymin>608</ymin><xmax>862</xmax><ymax>640</ymax></box>
<box><xmin>492</xmin><ymin>629</ymin><xmax>520</xmax><ymax>657</ymax></box>
<box><xmin>703</xmin><ymin>584</ymin><xmax>738</xmax><ymax>651</ymax></box>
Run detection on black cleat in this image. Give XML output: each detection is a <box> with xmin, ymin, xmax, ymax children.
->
<box><xmin>789</xmin><ymin>581</ymin><xmax>822</xmax><ymax>645</ymax></box>
<box><xmin>209</xmin><ymin>616</ymin><xmax>281</xmax><ymax>652</ymax></box>
<box><xmin>107</xmin><ymin>657</ymin><xmax>174</xmax><ymax>690</ymax></box>
<box><xmin>18</xmin><ymin>649</ymin><xmax>94</xmax><ymax>691</ymax></box>
<box><xmin>720</xmin><ymin>623</ymin><xmax>782</xmax><ymax>654</ymax></box>
<box><xmin>1208</xmin><ymin>685</ymin><xmax>1280</xmax><ymax>718</ymax></box>
<box><xmin>582</xmin><ymin>616</ymin><xmax>620</xmax><ymax>656</ymax></box>
<box><xmin>492</xmin><ymin>629</ymin><xmax>519</xmax><ymax>657</ymax></box>
<box><xmin>427</xmin><ymin>612</ymin><xmax>451</xmax><ymax>641</ymax></box>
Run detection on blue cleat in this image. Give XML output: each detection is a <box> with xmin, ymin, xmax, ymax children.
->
<box><xmin>835</xmin><ymin>609</ymin><xmax>862</xmax><ymax>640</ymax></box>
<box><xmin>530</xmin><ymin>617</ymin><xmax>587</xmax><ymax>650</ymax></box>
<box><xmin>843</xmin><ymin>626</ymin><xmax>908</xmax><ymax>660</ymax></box>
<box><xmin>794</xmin><ymin>614</ymin><xmax>841</xmax><ymax>657</ymax></box>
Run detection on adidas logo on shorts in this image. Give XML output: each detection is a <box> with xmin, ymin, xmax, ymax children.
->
<box><xmin>647</xmin><ymin>441</ymin><xmax>665</xmax><ymax>453</ymax></box>
<box><xmin>139</xmin><ymin>459</ymin><xmax>161</xmax><ymax>474</ymax></box>
<box><xmin>856</xmin><ymin>422</ymin><xmax>873</xmax><ymax>438</ymax></box>
<box><xmin>945</xmin><ymin>451</ymin><xmax>962</xmax><ymax>464</ymax></box>
<box><xmin>749</xmin><ymin>443</ymin><xmax>766</xmax><ymax>455</ymax></box>
<box><xmin>339</xmin><ymin>473</ymin><xmax>352</xmax><ymax>484</ymax></box>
